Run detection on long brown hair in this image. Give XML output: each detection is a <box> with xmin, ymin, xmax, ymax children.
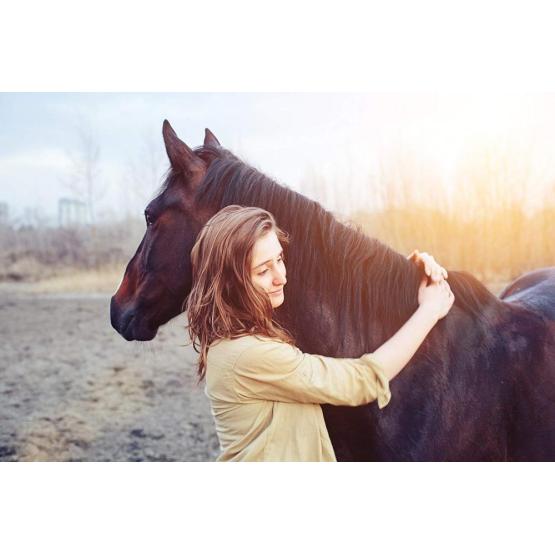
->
<box><xmin>186</xmin><ymin>205</ymin><xmax>294</xmax><ymax>381</ymax></box>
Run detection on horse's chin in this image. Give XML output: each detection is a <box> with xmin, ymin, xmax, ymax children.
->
<box><xmin>120</xmin><ymin>315</ymin><xmax>159</xmax><ymax>342</ymax></box>
<box><xmin>125</xmin><ymin>326</ymin><xmax>158</xmax><ymax>342</ymax></box>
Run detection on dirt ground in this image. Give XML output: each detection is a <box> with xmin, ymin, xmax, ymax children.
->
<box><xmin>0</xmin><ymin>284</ymin><xmax>220</xmax><ymax>462</ymax></box>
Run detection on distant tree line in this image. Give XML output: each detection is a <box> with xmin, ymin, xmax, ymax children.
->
<box><xmin>0</xmin><ymin>219</ymin><xmax>145</xmax><ymax>282</ymax></box>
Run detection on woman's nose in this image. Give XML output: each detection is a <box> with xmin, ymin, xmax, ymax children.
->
<box><xmin>273</xmin><ymin>267</ymin><xmax>286</xmax><ymax>285</ymax></box>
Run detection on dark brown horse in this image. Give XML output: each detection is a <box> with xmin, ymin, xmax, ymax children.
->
<box><xmin>111</xmin><ymin>121</ymin><xmax>555</xmax><ymax>461</ymax></box>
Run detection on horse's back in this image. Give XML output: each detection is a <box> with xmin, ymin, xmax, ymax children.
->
<box><xmin>499</xmin><ymin>268</ymin><xmax>555</xmax><ymax>460</ymax></box>
<box><xmin>508</xmin><ymin>318</ymin><xmax>555</xmax><ymax>461</ymax></box>
<box><xmin>501</xmin><ymin>267</ymin><xmax>555</xmax><ymax>321</ymax></box>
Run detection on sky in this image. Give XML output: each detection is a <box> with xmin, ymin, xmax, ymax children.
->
<box><xmin>2</xmin><ymin>92</ymin><xmax>555</xmax><ymax>225</ymax></box>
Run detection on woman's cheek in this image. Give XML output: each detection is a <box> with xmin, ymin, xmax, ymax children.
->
<box><xmin>264</xmin><ymin>275</ymin><xmax>273</xmax><ymax>290</ymax></box>
<box><xmin>251</xmin><ymin>274</ymin><xmax>264</xmax><ymax>291</ymax></box>
<box><xmin>253</xmin><ymin>273</ymin><xmax>271</xmax><ymax>292</ymax></box>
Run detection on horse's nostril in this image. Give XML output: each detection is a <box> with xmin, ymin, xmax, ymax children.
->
<box><xmin>120</xmin><ymin>305</ymin><xmax>135</xmax><ymax>330</ymax></box>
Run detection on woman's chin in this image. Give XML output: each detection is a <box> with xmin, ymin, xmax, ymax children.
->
<box><xmin>270</xmin><ymin>293</ymin><xmax>285</xmax><ymax>308</ymax></box>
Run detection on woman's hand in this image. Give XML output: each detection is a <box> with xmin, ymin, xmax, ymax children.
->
<box><xmin>407</xmin><ymin>249</ymin><xmax>448</xmax><ymax>283</ymax></box>
<box><xmin>417</xmin><ymin>276</ymin><xmax>455</xmax><ymax>321</ymax></box>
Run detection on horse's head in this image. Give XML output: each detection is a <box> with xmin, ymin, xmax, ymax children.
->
<box><xmin>110</xmin><ymin>120</ymin><xmax>224</xmax><ymax>340</ymax></box>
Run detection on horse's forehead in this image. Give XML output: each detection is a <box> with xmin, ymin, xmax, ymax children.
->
<box><xmin>146</xmin><ymin>187</ymin><xmax>215</xmax><ymax>232</ymax></box>
<box><xmin>151</xmin><ymin>186</ymin><xmax>189</xmax><ymax>212</ymax></box>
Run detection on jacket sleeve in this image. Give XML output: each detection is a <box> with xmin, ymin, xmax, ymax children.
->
<box><xmin>231</xmin><ymin>339</ymin><xmax>391</xmax><ymax>408</ymax></box>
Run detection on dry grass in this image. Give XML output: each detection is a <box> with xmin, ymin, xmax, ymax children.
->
<box><xmin>27</xmin><ymin>266</ymin><xmax>125</xmax><ymax>295</ymax></box>
<box><xmin>351</xmin><ymin>205</ymin><xmax>554</xmax><ymax>292</ymax></box>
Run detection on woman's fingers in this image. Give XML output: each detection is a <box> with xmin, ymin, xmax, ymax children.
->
<box><xmin>406</xmin><ymin>249</ymin><xmax>419</xmax><ymax>263</ymax></box>
<box><xmin>423</xmin><ymin>253</ymin><xmax>448</xmax><ymax>282</ymax></box>
<box><xmin>408</xmin><ymin>249</ymin><xmax>449</xmax><ymax>282</ymax></box>
<box><xmin>408</xmin><ymin>250</ymin><xmax>429</xmax><ymax>274</ymax></box>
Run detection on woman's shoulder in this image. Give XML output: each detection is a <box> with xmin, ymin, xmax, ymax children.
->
<box><xmin>209</xmin><ymin>334</ymin><xmax>280</xmax><ymax>351</ymax></box>
<box><xmin>209</xmin><ymin>334</ymin><xmax>293</xmax><ymax>360</ymax></box>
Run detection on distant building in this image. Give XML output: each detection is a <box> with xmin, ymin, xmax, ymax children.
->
<box><xmin>0</xmin><ymin>202</ymin><xmax>8</xmax><ymax>225</ymax></box>
<box><xmin>58</xmin><ymin>197</ymin><xmax>88</xmax><ymax>227</ymax></box>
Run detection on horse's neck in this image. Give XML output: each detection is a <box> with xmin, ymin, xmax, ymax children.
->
<box><xmin>281</xmin><ymin>231</ymin><xmax>416</xmax><ymax>356</ymax></box>
<box><xmin>227</xmin><ymin>171</ymin><xmax>417</xmax><ymax>353</ymax></box>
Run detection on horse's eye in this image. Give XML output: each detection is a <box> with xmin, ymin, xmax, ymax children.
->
<box><xmin>144</xmin><ymin>210</ymin><xmax>154</xmax><ymax>227</ymax></box>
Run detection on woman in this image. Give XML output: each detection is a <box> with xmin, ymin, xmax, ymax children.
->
<box><xmin>186</xmin><ymin>205</ymin><xmax>454</xmax><ymax>461</ymax></box>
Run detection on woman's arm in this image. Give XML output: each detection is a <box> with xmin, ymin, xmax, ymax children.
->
<box><xmin>232</xmin><ymin>337</ymin><xmax>392</xmax><ymax>408</ymax></box>
<box><xmin>371</xmin><ymin>277</ymin><xmax>454</xmax><ymax>381</ymax></box>
<box><xmin>230</xmin><ymin>278</ymin><xmax>454</xmax><ymax>409</ymax></box>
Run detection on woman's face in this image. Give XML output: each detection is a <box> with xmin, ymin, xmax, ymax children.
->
<box><xmin>250</xmin><ymin>230</ymin><xmax>287</xmax><ymax>308</ymax></box>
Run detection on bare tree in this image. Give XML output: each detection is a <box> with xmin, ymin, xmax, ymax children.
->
<box><xmin>61</xmin><ymin>121</ymin><xmax>106</xmax><ymax>225</ymax></box>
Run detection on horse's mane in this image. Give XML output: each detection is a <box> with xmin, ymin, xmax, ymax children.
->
<box><xmin>187</xmin><ymin>145</ymin><xmax>501</xmax><ymax>349</ymax></box>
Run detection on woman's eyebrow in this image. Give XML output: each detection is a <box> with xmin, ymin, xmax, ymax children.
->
<box><xmin>252</xmin><ymin>250</ymin><xmax>284</xmax><ymax>269</ymax></box>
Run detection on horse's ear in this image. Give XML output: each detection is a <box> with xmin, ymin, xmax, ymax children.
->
<box><xmin>204</xmin><ymin>128</ymin><xmax>221</xmax><ymax>148</ymax></box>
<box><xmin>162</xmin><ymin>120</ymin><xmax>204</xmax><ymax>176</ymax></box>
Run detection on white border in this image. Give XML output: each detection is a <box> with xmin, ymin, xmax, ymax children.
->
<box><xmin>3</xmin><ymin>1</ymin><xmax>555</xmax><ymax>91</ymax></box>
<box><xmin>1</xmin><ymin>2</ymin><xmax>554</xmax><ymax>552</ymax></box>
